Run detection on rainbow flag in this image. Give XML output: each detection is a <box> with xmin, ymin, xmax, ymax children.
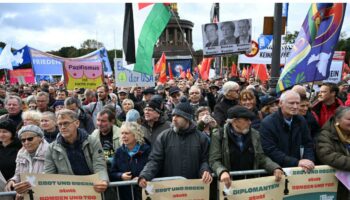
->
<box><xmin>276</xmin><ymin>3</ymin><xmax>346</xmax><ymax>93</ymax></box>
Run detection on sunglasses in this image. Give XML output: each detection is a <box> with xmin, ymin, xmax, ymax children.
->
<box><xmin>21</xmin><ymin>136</ymin><xmax>36</xmax><ymax>143</ymax></box>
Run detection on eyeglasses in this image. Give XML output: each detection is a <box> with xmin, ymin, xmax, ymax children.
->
<box><xmin>21</xmin><ymin>136</ymin><xmax>36</xmax><ymax>143</ymax></box>
<box><xmin>57</xmin><ymin>120</ymin><xmax>77</xmax><ymax>128</ymax></box>
<box><xmin>190</xmin><ymin>92</ymin><xmax>200</xmax><ymax>95</ymax></box>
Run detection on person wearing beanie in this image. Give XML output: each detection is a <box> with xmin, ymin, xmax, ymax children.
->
<box><xmin>0</xmin><ymin>119</ymin><xmax>22</xmax><ymax>182</ymax></box>
<box><xmin>5</xmin><ymin>124</ymin><xmax>49</xmax><ymax>197</ymax></box>
<box><xmin>126</xmin><ymin>109</ymin><xmax>141</xmax><ymax>123</ymax></box>
<box><xmin>209</xmin><ymin>105</ymin><xmax>283</xmax><ymax>189</ymax></box>
<box><xmin>141</xmin><ymin>95</ymin><xmax>171</xmax><ymax>145</ymax></box>
<box><xmin>138</xmin><ymin>97</ymin><xmax>212</xmax><ymax>189</ymax></box>
<box><xmin>52</xmin><ymin>100</ymin><xmax>65</xmax><ymax>113</ymax></box>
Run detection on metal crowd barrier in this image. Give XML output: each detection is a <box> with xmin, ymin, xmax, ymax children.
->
<box><xmin>0</xmin><ymin>170</ymin><xmax>269</xmax><ymax>200</ymax></box>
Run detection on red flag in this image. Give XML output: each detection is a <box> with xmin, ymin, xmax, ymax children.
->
<box><xmin>241</xmin><ymin>67</ymin><xmax>248</xmax><ymax>79</ymax></box>
<box><xmin>199</xmin><ymin>58</ymin><xmax>213</xmax><ymax>81</ymax></box>
<box><xmin>252</xmin><ymin>64</ymin><xmax>269</xmax><ymax>82</ymax></box>
<box><xmin>186</xmin><ymin>69</ymin><xmax>193</xmax><ymax>80</ymax></box>
<box><xmin>155</xmin><ymin>52</ymin><xmax>166</xmax><ymax>74</ymax></box>
<box><xmin>179</xmin><ymin>68</ymin><xmax>186</xmax><ymax>79</ymax></box>
<box><xmin>155</xmin><ymin>53</ymin><xmax>167</xmax><ymax>83</ymax></box>
<box><xmin>231</xmin><ymin>62</ymin><xmax>238</xmax><ymax>77</ymax></box>
<box><xmin>168</xmin><ymin>62</ymin><xmax>174</xmax><ymax>80</ymax></box>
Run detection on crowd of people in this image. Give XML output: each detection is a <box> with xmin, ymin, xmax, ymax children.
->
<box><xmin>0</xmin><ymin>75</ymin><xmax>350</xmax><ymax>200</ymax></box>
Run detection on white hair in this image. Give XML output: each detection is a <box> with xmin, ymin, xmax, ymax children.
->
<box><xmin>222</xmin><ymin>81</ymin><xmax>239</xmax><ymax>95</ymax></box>
<box><xmin>279</xmin><ymin>90</ymin><xmax>300</xmax><ymax>103</ymax></box>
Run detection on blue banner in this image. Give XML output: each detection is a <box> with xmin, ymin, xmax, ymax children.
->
<box><xmin>258</xmin><ymin>35</ymin><xmax>273</xmax><ymax>50</ymax></box>
<box><xmin>32</xmin><ymin>56</ymin><xmax>63</xmax><ymax>75</ymax></box>
<box><xmin>167</xmin><ymin>59</ymin><xmax>192</xmax><ymax>77</ymax></box>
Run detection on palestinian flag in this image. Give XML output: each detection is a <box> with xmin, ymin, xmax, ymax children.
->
<box><xmin>123</xmin><ymin>3</ymin><xmax>172</xmax><ymax>75</ymax></box>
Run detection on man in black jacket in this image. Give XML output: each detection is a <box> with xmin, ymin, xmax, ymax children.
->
<box><xmin>259</xmin><ymin>90</ymin><xmax>315</xmax><ymax>171</ymax></box>
<box><xmin>138</xmin><ymin>98</ymin><xmax>212</xmax><ymax>188</ymax></box>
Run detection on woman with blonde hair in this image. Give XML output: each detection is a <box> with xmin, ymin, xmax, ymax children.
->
<box><xmin>22</xmin><ymin>110</ymin><xmax>42</xmax><ymax>127</ymax></box>
<box><xmin>110</xmin><ymin>121</ymin><xmax>150</xmax><ymax>200</ymax></box>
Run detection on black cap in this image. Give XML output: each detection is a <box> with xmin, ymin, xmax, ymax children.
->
<box><xmin>145</xmin><ymin>96</ymin><xmax>162</xmax><ymax>114</ymax></box>
<box><xmin>227</xmin><ymin>105</ymin><xmax>255</xmax><ymax>120</ymax></box>
<box><xmin>169</xmin><ymin>86</ymin><xmax>181</xmax><ymax>95</ymax></box>
<box><xmin>338</xmin><ymin>80</ymin><xmax>349</xmax><ymax>87</ymax></box>
<box><xmin>260</xmin><ymin>95</ymin><xmax>279</xmax><ymax>107</ymax></box>
<box><xmin>143</xmin><ymin>87</ymin><xmax>156</xmax><ymax>95</ymax></box>
<box><xmin>209</xmin><ymin>83</ymin><xmax>219</xmax><ymax>90</ymax></box>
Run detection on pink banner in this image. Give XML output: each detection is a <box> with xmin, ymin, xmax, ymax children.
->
<box><xmin>9</xmin><ymin>68</ymin><xmax>35</xmax><ymax>84</ymax></box>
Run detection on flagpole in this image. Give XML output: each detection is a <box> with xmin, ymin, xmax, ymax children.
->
<box><xmin>169</xmin><ymin>8</ymin><xmax>197</xmax><ymax>67</ymax></box>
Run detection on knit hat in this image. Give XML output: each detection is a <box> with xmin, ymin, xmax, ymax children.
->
<box><xmin>227</xmin><ymin>105</ymin><xmax>255</xmax><ymax>120</ymax></box>
<box><xmin>0</xmin><ymin>119</ymin><xmax>17</xmax><ymax>138</ymax></box>
<box><xmin>126</xmin><ymin>109</ymin><xmax>140</xmax><ymax>122</ymax></box>
<box><xmin>260</xmin><ymin>95</ymin><xmax>279</xmax><ymax>107</ymax></box>
<box><xmin>172</xmin><ymin>97</ymin><xmax>193</xmax><ymax>121</ymax></box>
<box><xmin>52</xmin><ymin>100</ymin><xmax>65</xmax><ymax>109</ymax></box>
<box><xmin>18</xmin><ymin>125</ymin><xmax>44</xmax><ymax>138</ymax></box>
<box><xmin>145</xmin><ymin>97</ymin><xmax>162</xmax><ymax>114</ymax></box>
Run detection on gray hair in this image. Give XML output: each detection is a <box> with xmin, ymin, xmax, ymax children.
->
<box><xmin>36</xmin><ymin>91</ymin><xmax>49</xmax><ymax>100</ymax></box>
<box><xmin>222</xmin><ymin>81</ymin><xmax>239</xmax><ymax>95</ymax></box>
<box><xmin>64</xmin><ymin>97</ymin><xmax>82</xmax><ymax>107</ymax></box>
<box><xmin>26</xmin><ymin>95</ymin><xmax>37</xmax><ymax>105</ymax></box>
<box><xmin>334</xmin><ymin>106</ymin><xmax>350</xmax><ymax>122</ymax></box>
<box><xmin>5</xmin><ymin>95</ymin><xmax>22</xmax><ymax>107</ymax></box>
<box><xmin>119</xmin><ymin>122</ymin><xmax>145</xmax><ymax>145</ymax></box>
<box><xmin>279</xmin><ymin>90</ymin><xmax>300</xmax><ymax>103</ymax></box>
<box><xmin>41</xmin><ymin>111</ymin><xmax>56</xmax><ymax>121</ymax></box>
<box><xmin>122</xmin><ymin>99</ymin><xmax>134</xmax><ymax>108</ymax></box>
<box><xmin>189</xmin><ymin>86</ymin><xmax>201</xmax><ymax>94</ymax></box>
<box><xmin>56</xmin><ymin>109</ymin><xmax>79</xmax><ymax>121</ymax></box>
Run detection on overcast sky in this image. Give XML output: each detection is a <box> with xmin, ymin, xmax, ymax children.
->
<box><xmin>0</xmin><ymin>3</ymin><xmax>349</xmax><ymax>52</ymax></box>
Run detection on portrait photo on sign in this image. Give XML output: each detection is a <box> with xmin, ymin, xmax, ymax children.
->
<box><xmin>202</xmin><ymin>18</ymin><xmax>252</xmax><ymax>56</ymax></box>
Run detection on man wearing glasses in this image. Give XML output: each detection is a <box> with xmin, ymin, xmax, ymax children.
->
<box><xmin>44</xmin><ymin>109</ymin><xmax>109</xmax><ymax>193</ymax></box>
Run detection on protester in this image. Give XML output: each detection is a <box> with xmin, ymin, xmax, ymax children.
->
<box><xmin>92</xmin><ymin>109</ymin><xmax>122</xmax><ymax>168</ymax></box>
<box><xmin>316</xmin><ymin>106</ymin><xmax>350</xmax><ymax>200</ymax></box>
<box><xmin>0</xmin><ymin>119</ymin><xmax>22</xmax><ymax>182</ymax></box>
<box><xmin>65</xmin><ymin>97</ymin><xmax>95</xmax><ymax>134</ymax></box>
<box><xmin>0</xmin><ymin>95</ymin><xmax>23</xmax><ymax>129</ymax></box>
<box><xmin>110</xmin><ymin>122</ymin><xmax>151</xmax><ymax>200</ymax></box>
<box><xmin>117</xmin><ymin>99</ymin><xmax>134</xmax><ymax>122</ymax></box>
<box><xmin>239</xmin><ymin>89</ymin><xmax>263</xmax><ymax>129</ymax></box>
<box><xmin>141</xmin><ymin>96</ymin><xmax>171</xmax><ymax>145</ymax></box>
<box><xmin>22</xmin><ymin>110</ymin><xmax>42</xmax><ymax>127</ymax></box>
<box><xmin>36</xmin><ymin>92</ymin><xmax>53</xmax><ymax>113</ymax></box>
<box><xmin>196</xmin><ymin>106</ymin><xmax>217</xmax><ymax>138</ymax></box>
<box><xmin>213</xmin><ymin>81</ymin><xmax>240</xmax><ymax>127</ymax></box>
<box><xmin>209</xmin><ymin>106</ymin><xmax>283</xmax><ymax>188</ymax></box>
<box><xmin>312</xmin><ymin>82</ymin><xmax>343</xmax><ymax>127</ymax></box>
<box><xmin>188</xmin><ymin>86</ymin><xmax>208</xmax><ymax>115</ymax></box>
<box><xmin>125</xmin><ymin>109</ymin><xmax>141</xmax><ymax>123</ymax></box>
<box><xmin>259</xmin><ymin>95</ymin><xmax>279</xmax><ymax>117</ymax></box>
<box><xmin>44</xmin><ymin>109</ymin><xmax>109</xmax><ymax>193</ymax></box>
<box><xmin>5</xmin><ymin>125</ymin><xmax>49</xmax><ymax>199</ymax></box>
<box><xmin>260</xmin><ymin>90</ymin><xmax>315</xmax><ymax>169</ymax></box>
<box><xmin>138</xmin><ymin>98</ymin><xmax>212</xmax><ymax>188</ymax></box>
<box><xmin>40</xmin><ymin>111</ymin><xmax>59</xmax><ymax>144</ymax></box>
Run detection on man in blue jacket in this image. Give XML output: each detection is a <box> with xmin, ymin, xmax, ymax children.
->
<box><xmin>259</xmin><ymin>90</ymin><xmax>315</xmax><ymax>171</ymax></box>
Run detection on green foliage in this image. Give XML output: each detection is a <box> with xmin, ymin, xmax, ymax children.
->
<box><xmin>80</xmin><ymin>39</ymin><xmax>104</xmax><ymax>49</ymax></box>
<box><xmin>335</xmin><ymin>32</ymin><xmax>350</xmax><ymax>64</ymax></box>
<box><xmin>284</xmin><ymin>31</ymin><xmax>299</xmax><ymax>44</ymax></box>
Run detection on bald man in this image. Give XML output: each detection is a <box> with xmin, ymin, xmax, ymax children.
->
<box><xmin>259</xmin><ymin>90</ymin><xmax>315</xmax><ymax>171</ymax></box>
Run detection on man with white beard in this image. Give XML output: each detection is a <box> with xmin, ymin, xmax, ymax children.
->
<box><xmin>138</xmin><ymin>98</ymin><xmax>212</xmax><ymax>188</ymax></box>
<box><xmin>209</xmin><ymin>105</ymin><xmax>283</xmax><ymax>189</ymax></box>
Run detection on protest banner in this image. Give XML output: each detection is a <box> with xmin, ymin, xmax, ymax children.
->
<box><xmin>324</xmin><ymin>51</ymin><xmax>346</xmax><ymax>84</ymax></box>
<box><xmin>202</xmin><ymin>19</ymin><xmax>252</xmax><ymax>56</ymax></box>
<box><xmin>63</xmin><ymin>60</ymin><xmax>104</xmax><ymax>90</ymax></box>
<box><xmin>218</xmin><ymin>176</ymin><xmax>284</xmax><ymax>200</ymax></box>
<box><xmin>142</xmin><ymin>179</ymin><xmax>209</xmax><ymax>200</ymax></box>
<box><xmin>114</xmin><ymin>58</ymin><xmax>155</xmax><ymax>87</ymax></box>
<box><xmin>20</xmin><ymin>173</ymin><xmax>101</xmax><ymax>200</ymax></box>
<box><xmin>9</xmin><ymin>68</ymin><xmax>35</xmax><ymax>84</ymax></box>
<box><xmin>283</xmin><ymin>165</ymin><xmax>338</xmax><ymax>200</ymax></box>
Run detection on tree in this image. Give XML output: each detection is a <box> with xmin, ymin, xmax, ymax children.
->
<box><xmin>284</xmin><ymin>31</ymin><xmax>299</xmax><ymax>44</ymax></box>
<box><xmin>80</xmin><ymin>39</ymin><xmax>104</xmax><ymax>49</ymax></box>
<box><xmin>335</xmin><ymin>32</ymin><xmax>350</xmax><ymax>64</ymax></box>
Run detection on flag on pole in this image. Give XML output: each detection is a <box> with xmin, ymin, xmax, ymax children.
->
<box><xmin>276</xmin><ymin>3</ymin><xmax>346</xmax><ymax>93</ymax></box>
<box><xmin>252</xmin><ymin>64</ymin><xmax>269</xmax><ymax>82</ymax></box>
<box><xmin>198</xmin><ymin>58</ymin><xmax>213</xmax><ymax>81</ymax></box>
<box><xmin>0</xmin><ymin>44</ymin><xmax>14</xmax><ymax>70</ymax></box>
<box><xmin>156</xmin><ymin>53</ymin><xmax>167</xmax><ymax>83</ymax></box>
<box><xmin>123</xmin><ymin>3</ymin><xmax>136</xmax><ymax>65</ymax></box>
<box><xmin>122</xmin><ymin>3</ymin><xmax>171</xmax><ymax>75</ymax></box>
<box><xmin>231</xmin><ymin>62</ymin><xmax>238</xmax><ymax>77</ymax></box>
<box><xmin>168</xmin><ymin>62</ymin><xmax>174</xmax><ymax>80</ymax></box>
<box><xmin>154</xmin><ymin>52</ymin><xmax>166</xmax><ymax>74</ymax></box>
<box><xmin>186</xmin><ymin>69</ymin><xmax>193</xmax><ymax>80</ymax></box>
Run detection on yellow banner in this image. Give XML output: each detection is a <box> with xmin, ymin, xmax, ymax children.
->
<box><xmin>64</xmin><ymin>60</ymin><xmax>104</xmax><ymax>90</ymax></box>
<box><xmin>142</xmin><ymin>179</ymin><xmax>209</xmax><ymax>200</ymax></box>
<box><xmin>219</xmin><ymin>176</ymin><xmax>284</xmax><ymax>200</ymax></box>
<box><xmin>21</xmin><ymin>173</ymin><xmax>101</xmax><ymax>200</ymax></box>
